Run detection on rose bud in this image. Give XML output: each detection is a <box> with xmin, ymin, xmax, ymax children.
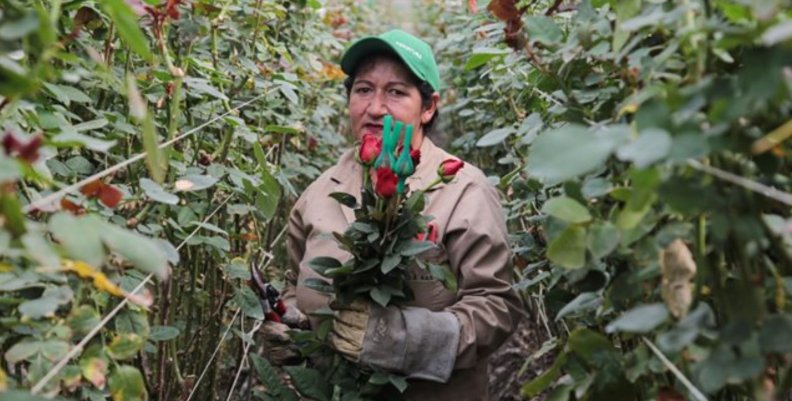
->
<box><xmin>374</xmin><ymin>166</ymin><xmax>398</xmax><ymax>198</ymax></box>
<box><xmin>357</xmin><ymin>133</ymin><xmax>382</xmax><ymax>166</ymax></box>
<box><xmin>438</xmin><ymin>159</ymin><xmax>464</xmax><ymax>183</ymax></box>
<box><xmin>410</xmin><ymin>148</ymin><xmax>421</xmax><ymax>167</ymax></box>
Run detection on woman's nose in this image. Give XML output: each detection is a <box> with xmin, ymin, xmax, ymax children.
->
<box><xmin>366</xmin><ymin>91</ymin><xmax>388</xmax><ymax>117</ymax></box>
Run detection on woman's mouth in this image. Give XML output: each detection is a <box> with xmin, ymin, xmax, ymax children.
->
<box><xmin>362</xmin><ymin>123</ymin><xmax>383</xmax><ymax>135</ymax></box>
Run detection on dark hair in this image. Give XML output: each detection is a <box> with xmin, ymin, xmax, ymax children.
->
<box><xmin>343</xmin><ymin>51</ymin><xmax>439</xmax><ymax>134</ymax></box>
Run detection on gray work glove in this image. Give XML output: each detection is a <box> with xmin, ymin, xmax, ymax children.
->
<box><xmin>328</xmin><ymin>298</ymin><xmax>461</xmax><ymax>383</ymax></box>
<box><xmin>259</xmin><ymin>304</ymin><xmax>309</xmax><ymax>366</ymax></box>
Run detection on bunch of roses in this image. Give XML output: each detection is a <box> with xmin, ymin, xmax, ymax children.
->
<box><xmin>357</xmin><ymin>115</ymin><xmax>464</xmax><ymax>199</ymax></box>
<box><xmin>307</xmin><ymin>115</ymin><xmax>464</xmax><ymax>307</ymax></box>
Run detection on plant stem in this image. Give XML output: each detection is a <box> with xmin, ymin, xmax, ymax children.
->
<box><xmin>96</xmin><ymin>24</ymin><xmax>116</xmax><ymax>110</ymax></box>
<box><xmin>170</xmin><ymin>340</ymin><xmax>183</xmax><ymax>382</ymax></box>
<box><xmin>210</xmin><ymin>23</ymin><xmax>236</xmax><ymax>161</ymax></box>
<box><xmin>156</xmin><ymin>278</ymin><xmax>172</xmax><ymax>401</ymax></box>
<box><xmin>168</xmin><ymin>75</ymin><xmax>184</xmax><ymax>140</ymax></box>
<box><xmin>250</xmin><ymin>0</ymin><xmax>264</xmax><ymax>50</ymax></box>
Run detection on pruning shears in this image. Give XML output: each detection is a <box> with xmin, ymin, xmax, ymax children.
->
<box><xmin>249</xmin><ymin>257</ymin><xmax>287</xmax><ymax>322</ymax></box>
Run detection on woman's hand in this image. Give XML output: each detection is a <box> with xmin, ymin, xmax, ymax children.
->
<box><xmin>259</xmin><ymin>304</ymin><xmax>309</xmax><ymax>366</ymax></box>
<box><xmin>328</xmin><ymin>299</ymin><xmax>370</xmax><ymax>362</ymax></box>
<box><xmin>280</xmin><ymin>303</ymin><xmax>310</xmax><ymax>329</ymax></box>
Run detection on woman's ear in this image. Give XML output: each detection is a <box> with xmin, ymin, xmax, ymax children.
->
<box><xmin>421</xmin><ymin>92</ymin><xmax>441</xmax><ymax>124</ymax></box>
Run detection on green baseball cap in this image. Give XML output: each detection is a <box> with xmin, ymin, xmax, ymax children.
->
<box><xmin>340</xmin><ymin>29</ymin><xmax>441</xmax><ymax>92</ymax></box>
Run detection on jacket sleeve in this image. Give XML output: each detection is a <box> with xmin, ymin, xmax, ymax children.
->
<box><xmin>443</xmin><ymin>180</ymin><xmax>523</xmax><ymax>369</ymax></box>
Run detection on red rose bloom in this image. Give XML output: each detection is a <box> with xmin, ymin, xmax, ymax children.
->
<box><xmin>358</xmin><ymin>134</ymin><xmax>382</xmax><ymax>166</ymax></box>
<box><xmin>374</xmin><ymin>166</ymin><xmax>398</xmax><ymax>198</ymax></box>
<box><xmin>438</xmin><ymin>159</ymin><xmax>464</xmax><ymax>182</ymax></box>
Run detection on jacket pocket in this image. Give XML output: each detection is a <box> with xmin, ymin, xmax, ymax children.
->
<box><xmin>406</xmin><ymin>244</ymin><xmax>457</xmax><ymax>311</ymax></box>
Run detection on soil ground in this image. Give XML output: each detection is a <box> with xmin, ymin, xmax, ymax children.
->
<box><xmin>488</xmin><ymin>317</ymin><xmax>555</xmax><ymax>401</ymax></box>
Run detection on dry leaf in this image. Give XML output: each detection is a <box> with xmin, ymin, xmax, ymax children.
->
<box><xmin>660</xmin><ymin>239</ymin><xmax>697</xmax><ymax>319</ymax></box>
<box><xmin>81</xmin><ymin>180</ymin><xmax>123</xmax><ymax>208</ymax></box>
<box><xmin>488</xmin><ymin>0</ymin><xmax>520</xmax><ymax>21</ymax></box>
<box><xmin>82</xmin><ymin>357</ymin><xmax>108</xmax><ymax>389</ymax></box>
<box><xmin>60</xmin><ymin>198</ymin><xmax>86</xmax><ymax>215</ymax></box>
<box><xmin>320</xmin><ymin>62</ymin><xmax>345</xmax><ymax>81</ymax></box>
<box><xmin>487</xmin><ymin>0</ymin><xmax>525</xmax><ymax>49</ymax></box>
<box><xmin>63</xmin><ymin>260</ymin><xmax>152</xmax><ymax>307</ymax></box>
<box><xmin>98</xmin><ymin>185</ymin><xmax>123</xmax><ymax>208</ymax></box>
<box><xmin>80</xmin><ymin>180</ymin><xmax>104</xmax><ymax>197</ymax></box>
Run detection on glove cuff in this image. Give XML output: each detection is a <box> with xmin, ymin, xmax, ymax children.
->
<box><xmin>360</xmin><ymin>305</ymin><xmax>460</xmax><ymax>383</ymax></box>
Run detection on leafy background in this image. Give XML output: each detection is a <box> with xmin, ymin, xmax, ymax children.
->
<box><xmin>2</xmin><ymin>0</ymin><xmax>792</xmax><ymax>400</ymax></box>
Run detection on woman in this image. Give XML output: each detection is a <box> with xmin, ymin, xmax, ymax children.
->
<box><xmin>265</xmin><ymin>29</ymin><xmax>522</xmax><ymax>401</ymax></box>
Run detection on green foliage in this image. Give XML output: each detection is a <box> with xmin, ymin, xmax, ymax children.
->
<box><xmin>420</xmin><ymin>0</ymin><xmax>792</xmax><ymax>399</ymax></box>
<box><xmin>5</xmin><ymin>0</ymin><xmax>791</xmax><ymax>399</ymax></box>
<box><xmin>107</xmin><ymin>365</ymin><xmax>147</xmax><ymax>401</ymax></box>
<box><xmin>250</xmin><ymin>354</ymin><xmax>299</xmax><ymax>401</ymax></box>
<box><xmin>100</xmin><ymin>0</ymin><xmax>153</xmax><ymax>61</ymax></box>
<box><xmin>0</xmin><ymin>0</ymin><xmax>375</xmax><ymax>399</ymax></box>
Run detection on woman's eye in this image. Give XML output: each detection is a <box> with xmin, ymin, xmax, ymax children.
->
<box><xmin>354</xmin><ymin>87</ymin><xmax>372</xmax><ymax>94</ymax></box>
<box><xmin>389</xmin><ymin>89</ymin><xmax>406</xmax><ymax>96</ymax></box>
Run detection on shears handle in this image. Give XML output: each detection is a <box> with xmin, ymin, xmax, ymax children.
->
<box><xmin>249</xmin><ymin>257</ymin><xmax>286</xmax><ymax>322</ymax></box>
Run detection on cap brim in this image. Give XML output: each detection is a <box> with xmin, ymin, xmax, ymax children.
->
<box><xmin>340</xmin><ymin>37</ymin><xmax>430</xmax><ymax>89</ymax></box>
<box><xmin>340</xmin><ymin>37</ymin><xmax>399</xmax><ymax>75</ymax></box>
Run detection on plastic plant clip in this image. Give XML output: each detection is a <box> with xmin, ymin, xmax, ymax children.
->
<box><xmin>394</xmin><ymin>124</ymin><xmax>414</xmax><ymax>194</ymax></box>
<box><xmin>386</xmin><ymin>120</ymin><xmax>403</xmax><ymax>168</ymax></box>
<box><xmin>392</xmin><ymin>120</ymin><xmax>404</xmax><ymax>146</ymax></box>
<box><xmin>374</xmin><ymin>115</ymin><xmax>396</xmax><ymax>168</ymax></box>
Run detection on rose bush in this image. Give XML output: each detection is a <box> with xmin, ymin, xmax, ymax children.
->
<box><xmin>0</xmin><ymin>1</ymin><xmax>381</xmax><ymax>400</ymax></box>
<box><xmin>417</xmin><ymin>0</ymin><xmax>792</xmax><ymax>399</ymax></box>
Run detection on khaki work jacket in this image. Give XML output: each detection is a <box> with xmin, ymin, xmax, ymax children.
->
<box><xmin>284</xmin><ymin>137</ymin><xmax>522</xmax><ymax>401</ymax></box>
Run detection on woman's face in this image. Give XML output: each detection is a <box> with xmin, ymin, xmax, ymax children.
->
<box><xmin>348</xmin><ymin>57</ymin><xmax>437</xmax><ymax>148</ymax></box>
